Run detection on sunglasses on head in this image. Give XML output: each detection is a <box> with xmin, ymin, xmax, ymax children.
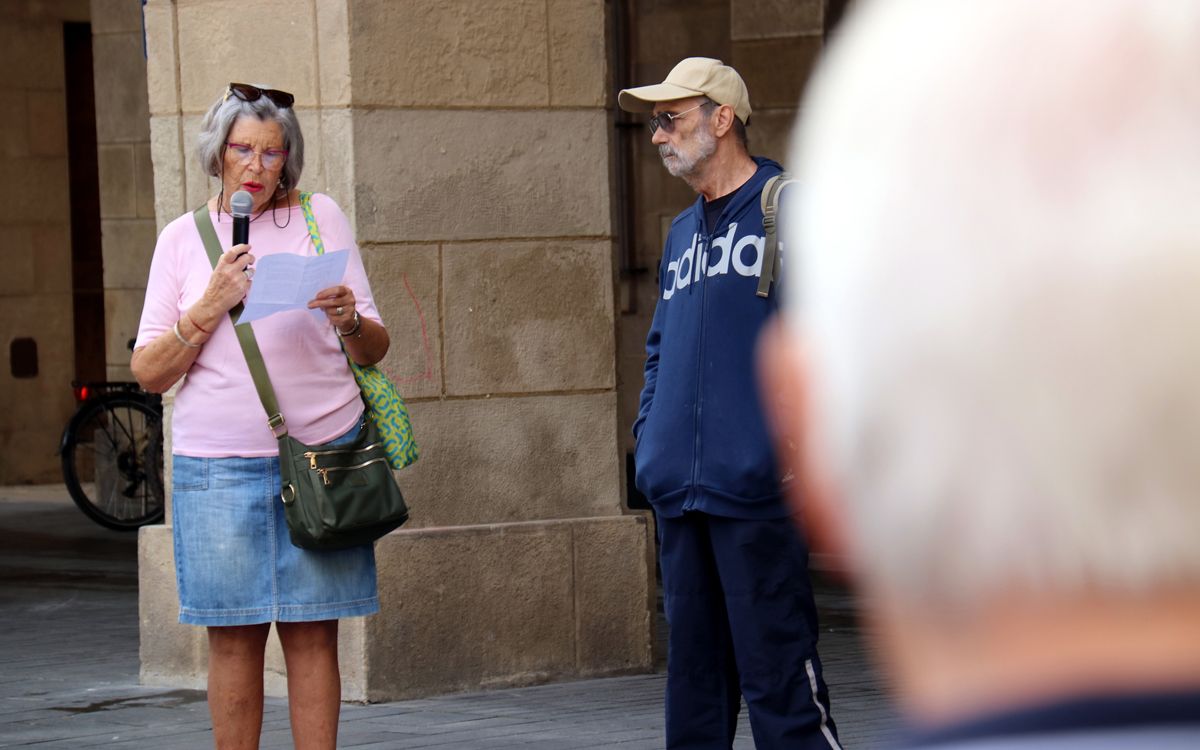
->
<box><xmin>648</xmin><ymin>102</ymin><xmax>706</xmax><ymax>135</ymax></box>
<box><xmin>225</xmin><ymin>82</ymin><xmax>295</xmax><ymax>109</ymax></box>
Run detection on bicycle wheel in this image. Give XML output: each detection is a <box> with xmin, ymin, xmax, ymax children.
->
<box><xmin>61</xmin><ymin>393</ymin><xmax>165</xmax><ymax>531</ymax></box>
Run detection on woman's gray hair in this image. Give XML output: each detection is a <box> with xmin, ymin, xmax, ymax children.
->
<box><xmin>195</xmin><ymin>84</ymin><xmax>304</xmax><ymax>190</ymax></box>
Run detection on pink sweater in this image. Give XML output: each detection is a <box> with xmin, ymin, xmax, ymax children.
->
<box><xmin>135</xmin><ymin>194</ymin><xmax>382</xmax><ymax>457</ymax></box>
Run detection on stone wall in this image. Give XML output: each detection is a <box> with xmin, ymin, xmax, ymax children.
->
<box><xmin>346</xmin><ymin>0</ymin><xmax>619</xmax><ymax>528</ymax></box>
<box><xmin>0</xmin><ymin>0</ymin><xmax>155</xmax><ymax>483</ymax></box>
<box><xmin>0</xmin><ymin>1</ymin><xmax>89</xmax><ymax>483</ymax></box>
<box><xmin>344</xmin><ymin>0</ymin><xmax>652</xmax><ymax>692</ymax></box>
<box><xmin>93</xmin><ymin>0</ymin><xmax>155</xmax><ymax>382</ymax></box>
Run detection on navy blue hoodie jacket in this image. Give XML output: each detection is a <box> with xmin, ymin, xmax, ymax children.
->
<box><xmin>633</xmin><ymin>157</ymin><xmax>789</xmax><ymax>520</ymax></box>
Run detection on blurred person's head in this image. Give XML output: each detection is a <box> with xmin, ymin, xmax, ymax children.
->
<box><xmin>762</xmin><ymin>0</ymin><xmax>1200</xmax><ymax>727</ymax></box>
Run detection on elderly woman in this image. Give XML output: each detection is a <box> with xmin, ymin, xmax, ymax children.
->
<box><xmin>131</xmin><ymin>83</ymin><xmax>387</xmax><ymax>750</ymax></box>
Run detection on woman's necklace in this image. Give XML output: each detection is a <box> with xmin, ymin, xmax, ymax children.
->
<box><xmin>214</xmin><ymin>188</ymin><xmax>290</xmax><ymax>227</ymax></box>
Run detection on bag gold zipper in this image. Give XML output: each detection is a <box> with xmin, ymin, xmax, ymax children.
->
<box><xmin>316</xmin><ymin>456</ymin><xmax>389</xmax><ymax>486</ymax></box>
<box><xmin>304</xmin><ymin>442</ymin><xmax>383</xmax><ymax>469</ymax></box>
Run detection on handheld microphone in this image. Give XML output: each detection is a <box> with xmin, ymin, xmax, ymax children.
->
<box><xmin>231</xmin><ymin>190</ymin><xmax>254</xmax><ymax>249</ymax></box>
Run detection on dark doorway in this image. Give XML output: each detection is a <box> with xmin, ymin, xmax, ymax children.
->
<box><xmin>63</xmin><ymin>22</ymin><xmax>105</xmax><ymax>384</ymax></box>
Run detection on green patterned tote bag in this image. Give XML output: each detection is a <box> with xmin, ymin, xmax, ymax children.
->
<box><xmin>300</xmin><ymin>191</ymin><xmax>419</xmax><ymax>470</ymax></box>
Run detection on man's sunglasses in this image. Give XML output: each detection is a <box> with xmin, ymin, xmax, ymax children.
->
<box><xmin>225</xmin><ymin>82</ymin><xmax>295</xmax><ymax>109</ymax></box>
<box><xmin>648</xmin><ymin>102</ymin><xmax>706</xmax><ymax>135</ymax></box>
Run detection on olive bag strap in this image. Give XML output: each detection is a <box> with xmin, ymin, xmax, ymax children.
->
<box><xmin>192</xmin><ymin>204</ymin><xmax>289</xmax><ymax>438</ymax></box>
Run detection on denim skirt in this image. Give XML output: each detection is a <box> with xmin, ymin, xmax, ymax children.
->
<box><xmin>171</xmin><ymin>422</ymin><xmax>379</xmax><ymax>626</ymax></box>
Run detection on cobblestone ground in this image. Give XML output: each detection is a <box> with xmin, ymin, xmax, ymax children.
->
<box><xmin>0</xmin><ymin>486</ymin><xmax>899</xmax><ymax>749</ymax></box>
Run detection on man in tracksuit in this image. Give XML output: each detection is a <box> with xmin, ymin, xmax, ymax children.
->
<box><xmin>619</xmin><ymin>58</ymin><xmax>840</xmax><ymax>750</ymax></box>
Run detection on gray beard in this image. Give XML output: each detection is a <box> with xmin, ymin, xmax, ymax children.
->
<box><xmin>659</xmin><ymin>126</ymin><xmax>718</xmax><ymax>178</ymax></box>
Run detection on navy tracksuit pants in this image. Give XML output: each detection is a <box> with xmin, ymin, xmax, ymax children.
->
<box><xmin>658</xmin><ymin>511</ymin><xmax>840</xmax><ymax>750</ymax></box>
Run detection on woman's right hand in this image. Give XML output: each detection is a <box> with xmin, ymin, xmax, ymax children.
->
<box><xmin>201</xmin><ymin>245</ymin><xmax>256</xmax><ymax>315</ymax></box>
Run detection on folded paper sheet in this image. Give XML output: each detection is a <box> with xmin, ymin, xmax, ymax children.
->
<box><xmin>236</xmin><ymin>249</ymin><xmax>349</xmax><ymax>324</ymax></box>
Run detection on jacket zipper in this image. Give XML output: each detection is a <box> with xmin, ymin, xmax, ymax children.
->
<box><xmin>688</xmin><ymin>229</ymin><xmax>710</xmax><ymax>511</ymax></box>
<box><xmin>679</xmin><ymin>171</ymin><xmax>769</xmax><ymax>511</ymax></box>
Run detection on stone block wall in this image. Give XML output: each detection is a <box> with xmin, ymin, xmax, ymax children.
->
<box><xmin>0</xmin><ymin>1</ymin><xmax>89</xmax><ymax>483</ymax></box>
<box><xmin>366</xmin><ymin>516</ymin><xmax>653</xmax><ymax>700</ymax></box>
<box><xmin>92</xmin><ymin>0</ymin><xmax>155</xmax><ymax>382</ymax></box>
<box><xmin>0</xmin><ymin>0</ymin><xmax>163</xmax><ymax>482</ymax></box>
<box><xmin>339</xmin><ymin>0</ymin><xmax>648</xmax><ymax>695</ymax></box>
<box><xmin>347</xmin><ymin>0</ymin><xmax>620</xmax><ymax>529</ymax></box>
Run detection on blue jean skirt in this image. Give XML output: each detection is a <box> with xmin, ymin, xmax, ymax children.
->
<box><xmin>171</xmin><ymin>422</ymin><xmax>380</xmax><ymax>626</ymax></box>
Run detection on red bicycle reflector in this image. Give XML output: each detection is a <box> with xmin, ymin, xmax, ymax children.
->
<box><xmin>74</xmin><ymin>385</ymin><xmax>89</xmax><ymax>402</ymax></box>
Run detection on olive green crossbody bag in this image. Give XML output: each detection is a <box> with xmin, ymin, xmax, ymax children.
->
<box><xmin>192</xmin><ymin>204</ymin><xmax>409</xmax><ymax>551</ymax></box>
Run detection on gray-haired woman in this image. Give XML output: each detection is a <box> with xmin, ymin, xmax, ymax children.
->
<box><xmin>131</xmin><ymin>83</ymin><xmax>389</xmax><ymax>750</ymax></box>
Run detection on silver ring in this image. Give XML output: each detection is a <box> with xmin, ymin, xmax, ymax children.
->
<box><xmin>336</xmin><ymin>306</ymin><xmax>344</xmax><ymax>316</ymax></box>
<box><xmin>243</xmin><ymin>267</ymin><xmax>254</xmax><ymax>280</ymax></box>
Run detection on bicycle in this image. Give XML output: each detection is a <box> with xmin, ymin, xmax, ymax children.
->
<box><xmin>60</xmin><ymin>380</ymin><xmax>165</xmax><ymax>530</ymax></box>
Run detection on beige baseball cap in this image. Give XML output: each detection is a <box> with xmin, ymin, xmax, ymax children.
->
<box><xmin>619</xmin><ymin>57</ymin><xmax>752</xmax><ymax>124</ymax></box>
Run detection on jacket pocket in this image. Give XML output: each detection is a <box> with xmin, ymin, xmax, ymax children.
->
<box><xmin>633</xmin><ymin>405</ymin><xmax>692</xmax><ymax>502</ymax></box>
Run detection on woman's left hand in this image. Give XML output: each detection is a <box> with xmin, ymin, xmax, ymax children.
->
<box><xmin>308</xmin><ymin>285</ymin><xmax>357</xmax><ymax>333</ymax></box>
<box><xmin>308</xmin><ymin>284</ymin><xmax>389</xmax><ymax>365</ymax></box>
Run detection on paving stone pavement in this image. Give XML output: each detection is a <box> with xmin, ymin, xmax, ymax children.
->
<box><xmin>0</xmin><ymin>486</ymin><xmax>900</xmax><ymax>748</ymax></box>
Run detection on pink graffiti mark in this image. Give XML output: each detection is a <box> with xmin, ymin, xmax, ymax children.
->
<box><xmin>395</xmin><ymin>272</ymin><xmax>436</xmax><ymax>384</ymax></box>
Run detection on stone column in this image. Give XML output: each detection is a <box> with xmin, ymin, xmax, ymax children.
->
<box><xmin>138</xmin><ymin>0</ymin><xmax>654</xmax><ymax>701</ymax></box>
<box><xmin>91</xmin><ymin>0</ymin><xmax>155</xmax><ymax>381</ymax></box>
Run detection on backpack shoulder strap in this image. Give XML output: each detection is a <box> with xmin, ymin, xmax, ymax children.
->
<box><xmin>756</xmin><ymin>172</ymin><xmax>798</xmax><ymax>298</ymax></box>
